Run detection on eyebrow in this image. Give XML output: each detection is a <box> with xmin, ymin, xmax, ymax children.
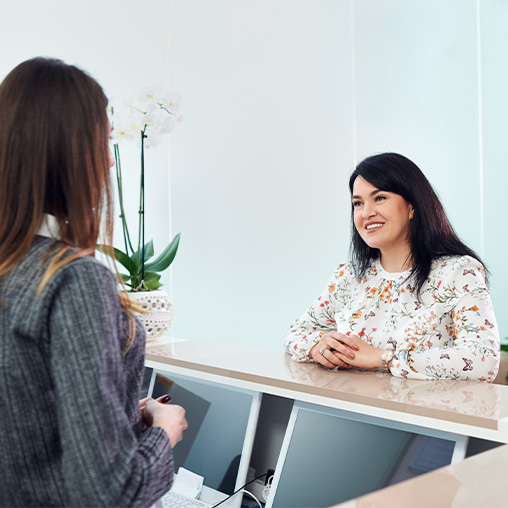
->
<box><xmin>352</xmin><ymin>189</ymin><xmax>385</xmax><ymax>200</ymax></box>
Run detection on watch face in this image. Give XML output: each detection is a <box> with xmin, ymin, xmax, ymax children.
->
<box><xmin>382</xmin><ymin>349</ymin><xmax>394</xmax><ymax>361</ymax></box>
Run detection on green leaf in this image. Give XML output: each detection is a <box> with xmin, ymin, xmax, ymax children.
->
<box><xmin>145</xmin><ymin>233</ymin><xmax>180</xmax><ymax>273</ymax></box>
<box><xmin>119</xmin><ymin>273</ymin><xmax>132</xmax><ymax>283</ymax></box>
<box><xmin>130</xmin><ymin>239</ymin><xmax>155</xmax><ymax>264</ymax></box>
<box><xmin>142</xmin><ymin>272</ymin><xmax>161</xmax><ymax>283</ymax></box>
<box><xmin>144</xmin><ymin>278</ymin><xmax>163</xmax><ymax>290</ymax></box>
<box><xmin>97</xmin><ymin>244</ymin><xmax>137</xmax><ymax>275</ymax></box>
<box><xmin>145</xmin><ymin>272</ymin><xmax>162</xmax><ymax>291</ymax></box>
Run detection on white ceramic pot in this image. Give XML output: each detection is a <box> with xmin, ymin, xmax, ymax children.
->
<box><xmin>128</xmin><ymin>289</ymin><xmax>173</xmax><ymax>342</ymax></box>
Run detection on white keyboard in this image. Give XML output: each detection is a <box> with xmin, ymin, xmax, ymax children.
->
<box><xmin>160</xmin><ymin>491</ymin><xmax>213</xmax><ymax>508</ymax></box>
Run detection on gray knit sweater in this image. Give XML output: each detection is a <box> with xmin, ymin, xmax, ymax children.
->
<box><xmin>0</xmin><ymin>236</ymin><xmax>174</xmax><ymax>507</ymax></box>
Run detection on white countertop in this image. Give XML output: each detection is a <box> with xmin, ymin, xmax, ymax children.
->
<box><xmin>146</xmin><ymin>339</ymin><xmax>508</xmax><ymax>442</ymax></box>
<box><xmin>333</xmin><ymin>443</ymin><xmax>508</xmax><ymax>508</ymax></box>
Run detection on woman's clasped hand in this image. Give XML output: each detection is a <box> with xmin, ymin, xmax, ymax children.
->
<box><xmin>310</xmin><ymin>332</ymin><xmax>386</xmax><ymax>371</ymax></box>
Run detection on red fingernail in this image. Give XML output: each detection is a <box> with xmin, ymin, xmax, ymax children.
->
<box><xmin>160</xmin><ymin>394</ymin><xmax>172</xmax><ymax>404</ymax></box>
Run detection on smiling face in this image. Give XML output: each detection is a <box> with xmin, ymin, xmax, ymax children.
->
<box><xmin>352</xmin><ymin>176</ymin><xmax>414</xmax><ymax>268</ymax></box>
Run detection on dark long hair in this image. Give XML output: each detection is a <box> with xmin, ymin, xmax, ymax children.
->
<box><xmin>348</xmin><ymin>153</ymin><xmax>485</xmax><ymax>297</ymax></box>
<box><xmin>0</xmin><ymin>57</ymin><xmax>137</xmax><ymax>349</ymax></box>
<box><xmin>0</xmin><ymin>57</ymin><xmax>112</xmax><ymax>275</ymax></box>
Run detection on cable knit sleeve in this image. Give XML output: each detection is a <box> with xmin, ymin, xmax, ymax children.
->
<box><xmin>46</xmin><ymin>258</ymin><xmax>174</xmax><ymax>507</ymax></box>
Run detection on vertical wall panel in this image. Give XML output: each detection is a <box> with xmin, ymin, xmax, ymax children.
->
<box><xmin>354</xmin><ymin>0</ymin><xmax>482</xmax><ymax>255</ymax></box>
<box><xmin>168</xmin><ymin>0</ymin><xmax>355</xmax><ymax>347</ymax></box>
<box><xmin>480</xmin><ymin>0</ymin><xmax>508</xmax><ymax>340</ymax></box>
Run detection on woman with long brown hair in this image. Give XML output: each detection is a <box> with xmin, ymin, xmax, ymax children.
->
<box><xmin>0</xmin><ymin>57</ymin><xmax>187</xmax><ymax>506</ymax></box>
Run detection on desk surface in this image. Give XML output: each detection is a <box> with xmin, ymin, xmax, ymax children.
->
<box><xmin>146</xmin><ymin>339</ymin><xmax>508</xmax><ymax>442</ymax></box>
<box><xmin>334</xmin><ymin>443</ymin><xmax>508</xmax><ymax>508</ymax></box>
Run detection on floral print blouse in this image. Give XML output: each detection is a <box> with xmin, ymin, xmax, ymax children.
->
<box><xmin>284</xmin><ymin>256</ymin><xmax>500</xmax><ymax>381</ymax></box>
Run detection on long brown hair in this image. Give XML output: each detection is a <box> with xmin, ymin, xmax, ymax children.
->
<box><xmin>0</xmin><ymin>57</ymin><xmax>136</xmax><ymax>348</ymax></box>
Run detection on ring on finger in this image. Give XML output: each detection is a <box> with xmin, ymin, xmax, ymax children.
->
<box><xmin>319</xmin><ymin>347</ymin><xmax>327</xmax><ymax>356</ymax></box>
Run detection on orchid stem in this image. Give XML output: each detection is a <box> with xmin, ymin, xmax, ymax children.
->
<box><xmin>138</xmin><ymin>127</ymin><xmax>147</xmax><ymax>289</ymax></box>
<box><xmin>114</xmin><ymin>145</ymin><xmax>134</xmax><ymax>255</ymax></box>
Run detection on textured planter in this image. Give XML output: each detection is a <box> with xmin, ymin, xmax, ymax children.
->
<box><xmin>128</xmin><ymin>290</ymin><xmax>173</xmax><ymax>342</ymax></box>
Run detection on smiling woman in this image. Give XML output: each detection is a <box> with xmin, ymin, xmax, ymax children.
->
<box><xmin>284</xmin><ymin>153</ymin><xmax>500</xmax><ymax>382</ymax></box>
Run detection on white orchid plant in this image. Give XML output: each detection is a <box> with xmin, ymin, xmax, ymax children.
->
<box><xmin>98</xmin><ymin>87</ymin><xmax>182</xmax><ymax>291</ymax></box>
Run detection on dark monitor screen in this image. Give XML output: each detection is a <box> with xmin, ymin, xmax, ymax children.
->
<box><xmin>269</xmin><ymin>404</ymin><xmax>459</xmax><ymax>508</ymax></box>
<box><xmin>144</xmin><ymin>368</ymin><xmax>259</xmax><ymax>495</ymax></box>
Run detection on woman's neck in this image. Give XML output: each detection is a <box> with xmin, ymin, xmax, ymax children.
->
<box><xmin>379</xmin><ymin>247</ymin><xmax>412</xmax><ymax>273</ymax></box>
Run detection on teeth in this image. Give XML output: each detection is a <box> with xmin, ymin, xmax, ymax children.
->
<box><xmin>366</xmin><ymin>223</ymin><xmax>384</xmax><ymax>230</ymax></box>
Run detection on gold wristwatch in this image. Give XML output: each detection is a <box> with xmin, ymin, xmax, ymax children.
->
<box><xmin>381</xmin><ymin>349</ymin><xmax>394</xmax><ymax>372</ymax></box>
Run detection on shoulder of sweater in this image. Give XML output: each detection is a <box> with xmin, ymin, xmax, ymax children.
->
<box><xmin>61</xmin><ymin>255</ymin><xmax>115</xmax><ymax>277</ymax></box>
<box><xmin>53</xmin><ymin>254</ymin><xmax>117</xmax><ymax>287</ymax></box>
<box><xmin>40</xmin><ymin>255</ymin><xmax>124</xmax><ymax>321</ymax></box>
<box><xmin>28</xmin><ymin>238</ymin><xmax>119</xmax><ymax>294</ymax></box>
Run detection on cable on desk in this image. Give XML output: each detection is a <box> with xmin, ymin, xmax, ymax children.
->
<box><xmin>211</xmin><ymin>472</ymin><xmax>270</xmax><ymax>508</ymax></box>
<box><xmin>262</xmin><ymin>475</ymin><xmax>273</xmax><ymax>502</ymax></box>
<box><xmin>239</xmin><ymin>489</ymin><xmax>262</xmax><ymax>508</ymax></box>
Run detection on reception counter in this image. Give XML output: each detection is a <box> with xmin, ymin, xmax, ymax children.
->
<box><xmin>145</xmin><ymin>339</ymin><xmax>508</xmax><ymax>507</ymax></box>
<box><xmin>146</xmin><ymin>339</ymin><xmax>508</xmax><ymax>443</ymax></box>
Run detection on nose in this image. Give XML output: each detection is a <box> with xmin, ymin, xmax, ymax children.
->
<box><xmin>362</xmin><ymin>202</ymin><xmax>376</xmax><ymax>219</ymax></box>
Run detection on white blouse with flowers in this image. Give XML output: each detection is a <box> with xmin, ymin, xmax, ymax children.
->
<box><xmin>284</xmin><ymin>255</ymin><xmax>500</xmax><ymax>382</ymax></box>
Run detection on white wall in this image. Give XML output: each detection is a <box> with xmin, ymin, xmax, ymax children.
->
<box><xmin>1</xmin><ymin>0</ymin><xmax>506</xmax><ymax>348</ymax></box>
<box><xmin>168</xmin><ymin>0</ymin><xmax>354</xmax><ymax>346</ymax></box>
<box><xmin>168</xmin><ymin>0</ymin><xmax>508</xmax><ymax>347</ymax></box>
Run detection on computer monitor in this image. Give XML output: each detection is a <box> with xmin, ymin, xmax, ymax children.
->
<box><xmin>144</xmin><ymin>368</ymin><xmax>261</xmax><ymax>504</ymax></box>
<box><xmin>266</xmin><ymin>401</ymin><xmax>467</xmax><ymax>508</ymax></box>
